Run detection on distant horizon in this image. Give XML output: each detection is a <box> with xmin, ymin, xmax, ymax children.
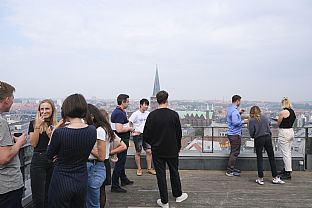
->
<box><xmin>13</xmin><ymin>96</ymin><xmax>312</xmax><ymax>104</ymax></box>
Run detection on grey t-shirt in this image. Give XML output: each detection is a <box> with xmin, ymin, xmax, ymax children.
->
<box><xmin>248</xmin><ymin>115</ymin><xmax>271</xmax><ymax>139</ymax></box>
<box><xmin>0</xmin><ymin>114</ymin><xmax>23</xmax><ymax>194</ymax></box>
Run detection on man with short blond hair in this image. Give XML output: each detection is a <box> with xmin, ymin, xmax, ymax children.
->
<box><xmin>0</xmin><ymin>81</ymin><xmax>26</xmax><ymax>208</ymax></box>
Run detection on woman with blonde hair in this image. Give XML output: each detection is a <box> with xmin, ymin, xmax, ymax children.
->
<box><xmin>28</xmin><ymin>99</ymin><xmax>58</xmax><ymax>208</ymax></box>
<box><xmin>276</xmin><ymin>97</ymin><xmax>296</xmax><ymax>179</ymax></box>
<box><xmin>248</xmin><ymin>106</ymin><xmax>284</xmax><ymax>185</ymax></box>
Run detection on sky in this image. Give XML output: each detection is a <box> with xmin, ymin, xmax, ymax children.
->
<box><xmin>1</xmin><ymin>0</ymin><xmax>312</xmax><ymax>102</ymax></box>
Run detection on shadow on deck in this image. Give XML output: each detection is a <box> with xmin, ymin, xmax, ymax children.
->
<box><xmin>106</xmin><ymin>170</ymin><xmax>312</xmax><ymax>208</ymax></box>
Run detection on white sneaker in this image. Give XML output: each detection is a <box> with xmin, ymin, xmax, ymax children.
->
<box><xmin>272</xmin><ymin>177</ymin><xmax>285</xmax><ymax>184</ymax></box>
<box><xmin>176</xmin><ymin>193</ymin><xmax>188</xmax><ymax>203</ymax></box>
<box><xmin>256</xmin><ymin>178</ymin><xmax>264</xmax><ymax>185</ymax></box>
<box><xmin>156</xmin><ymin>199</ymin><xmax>169</xmax><ymax>208</ymax></box>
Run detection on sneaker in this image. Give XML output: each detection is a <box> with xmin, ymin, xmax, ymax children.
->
<box><xmin>137</xmin><ymin>169</ymin><xmax>142</xmax><ymax>176</ymax></box>
<box><xmin>111</xmin><ymin>187</ymin><xmax>127</xmax><ymax>193</ymax></box>
<box><xmin>272</xmin><ymin>177</ymin><xmax>285</xmax><ymax>184</ymax></box>
<box><xmin>225</xmin><ymin>170</ymin><xmax>240</xmax><ymax>177</ymax></box>
<box><xmin>146</xmin><ymin>168</ymin><xmax>156</xmax><ymax>175</ymax></box>
<box><xmin>121</xmin><ymin>179</ymin><xmax>134</xmax><ymax>186</ymax></box>
<box><xmin>156</xmin><ymin>199</ymin><xmax>169</xmax><ymax>208</ymax></box>
<box><xmin>176</xmin><ymin>193</ymin><xmax>188</xmax><ymax>203</ymax></box>
<box><xmin>256</xmin><ymin>178</ymin><xmax>264</xmax><ymax>185</ymax></box>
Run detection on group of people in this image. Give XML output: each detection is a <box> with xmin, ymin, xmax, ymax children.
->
<box><xmin>0</xmin><ymin>80</ymin><xmax>297</xmax><ymax>208</ymax></box>
<box><xmin>0</xmin><ymin>81</ymin><xmax>187</xmax><ymax>208</ymax></box>
<box><xmin>226</xmin><ymin>95</ymin><xmax>296</xmax><ymax>185</ymax></box>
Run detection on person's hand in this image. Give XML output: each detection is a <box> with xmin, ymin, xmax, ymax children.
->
<box><xmin>129</xmin><ymin>127</ymin><xmax>135</xmax><ymax>132</ymax></box>
<box><xmin>239</xmin><ymin>109</ymin><xmax>246</xmax><ymax>114</ymax></box>
<box><xmin>35</xmin><ymin>111</ymin><xmax>45</xmax><ymax>128</ymax></box>
<box><xmin>55</xmin><ymin>119</ymin><xmax>66</xmax><ymax>129</ymax></box>
<box><xmin>243</xmin><ymin>119</ymin><xmax>249</xmax><ymax>124</ymax></box>
<box><xmin>14</xmin><ymin>133</ymin><xmax>26</xmax><ymax>146</ymax></box>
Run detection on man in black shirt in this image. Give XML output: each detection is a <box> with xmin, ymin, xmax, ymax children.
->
<box><xmin>143</xmin><ymin>90</ymin><xmax>188</xmax><ymax>208</ymax></box>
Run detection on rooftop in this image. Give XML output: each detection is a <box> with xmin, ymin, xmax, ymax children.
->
<box><xmin>107</xmin><ymin>169</ymin><xmax>312</xmax><ymax>208</ymax></box>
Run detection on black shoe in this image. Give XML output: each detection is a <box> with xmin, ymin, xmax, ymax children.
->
<box><xmin>121</xmin><ymin>179</ymin><xmax>134</xmax><ymax>186</ymax></box>
<box><xmin>279</xmin><ymin>171</ymin><xmax>291</xmax><ymax>180</ymax></box>
<box><xmin>111</xmin><ymin>187</ymin><xmax>127</xmax><ymax>193</ymax></box>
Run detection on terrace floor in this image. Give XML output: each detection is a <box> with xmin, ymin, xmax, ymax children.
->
<box><xmin>106</xmin><ymin>170</ymin><xmax>312</xmax><ymax>208</ymax></box>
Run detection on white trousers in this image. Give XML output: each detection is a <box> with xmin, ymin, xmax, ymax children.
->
<box><xmin>278</xmin><ymin>128</ymin><xmax>295</xmax><ymax>171</ymax></box>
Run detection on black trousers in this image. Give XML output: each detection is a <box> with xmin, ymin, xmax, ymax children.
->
<box><xmin>255</xmin><ymin>135</ymin><xmax>278</xmax><ymax>178</ymax></box>
<box><xmin>0</xmin><ymin>187</ymin><xmax>23</xmax><ymax>208</ymax></box>
<box><xmin>111</xmin><ymin>148</ymin><xmax>129</xmax><ymax>188</ymax></box>
<box><xmin>152</xmin><ymin>153</ymin><xmax>182</xmax><ymax>204</ymax></box>
<box><xmin>227</xmin><ymin>135</ymin><xmax>241</xmax><ymax>169</ymax></box>
<box><xmin>30</xmin><ymin>152</ymin><xmax>54</xmax><ymax>208</ymax></box>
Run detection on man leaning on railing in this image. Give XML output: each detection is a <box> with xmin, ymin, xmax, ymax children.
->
<box><xmin>0</xmin><ymin>81</ymin><xmax>26</xmax><ymax>208</ymax></box>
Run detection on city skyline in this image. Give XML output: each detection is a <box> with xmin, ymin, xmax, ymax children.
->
<box><xmin>1</xmin><ymin>1</ymin><xmax>312</xmax><ymax>102</ymax></box>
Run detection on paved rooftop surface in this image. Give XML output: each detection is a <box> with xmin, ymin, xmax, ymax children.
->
<box><xmin>106</xmin><ymin>170</ymin><xmax>312</xmax><ymax>208</ymax></box>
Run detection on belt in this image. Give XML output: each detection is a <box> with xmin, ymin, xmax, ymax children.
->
<box><xmin>87</xmin><ymin>159</ymin><xmax>104</xmax><ymax>164</ymax></box>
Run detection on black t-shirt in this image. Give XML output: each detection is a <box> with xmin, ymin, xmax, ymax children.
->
<box><xmin>28</xmin><ymin>120</ymin><xmax>50</xmax><ymax>152</ymax></box>
<box><xmin>143</xmin><ymin>108</ymin><xmax>182</xmax><ymax>158</ymax></box>
<box><xmin>279</xmin><ymin>108</ymin><xmax>296</xmax><ymax>128</ymax></box>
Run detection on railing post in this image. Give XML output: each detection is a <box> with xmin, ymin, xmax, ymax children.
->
<box><xmin>305</xmin><ymin>127</ymin><xmax>312</xmax><ymax>170</ymax></box>
<box><xmin>211</xmin><ymin>127</ymin><xmax>214</xmax><ymax>153</ymax></box>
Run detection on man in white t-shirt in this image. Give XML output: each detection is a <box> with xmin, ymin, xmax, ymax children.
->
<box><xmin>129</xmin><ymin>98</ymin><xmax>156</xmax><ymax>176</ymax></box>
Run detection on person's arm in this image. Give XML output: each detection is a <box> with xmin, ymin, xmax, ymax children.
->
<box><xmin>115</xmin><ymin>123</ymin><xmax>133</xmax><ymax>133</ymax></box>
<box><xmin>29</xmin><ymin>113</ymin><xmax>45</xmax><ymax>148</ymax></box>
<box><xmin>277</xmin><ymin>110</ymin><xmax>289</xmax><ymax>126</ymax></box>
<box><xmin>175</xmin><ymin>113</ymin><xmax>182</xmax><ymax>151</ymax></box>
<box><xmin>110</xmin><ymin>140</ymin><xmax>127</xmax><ymax>155</ymax></box>
<box><xmin>0</xmin><ymin>134</ymin><xmax>26</xmax><ymax>165</ymax></box>
<box><xmin>143</xmin><ymin>114</ymin><xmax>152</xmax><ymax>144</ymax></box>
<box><xmin>231</xmin><ymin>110</ymin><xmax>243</xmax><ymax>127</ymax></box>
<box><xmin>91</xmin><ymin>140</ymin><xmax>106</xmax><ymax>161</ymax></box>
<box><xmin>47</xmin><ymin>130</ymin><xmax>61</xmax><ymax>160</ymax></box>
<box><xmin>248</xmin><ymin>119</ymin><xmax>256</xmax><ymax>138</ymax></box>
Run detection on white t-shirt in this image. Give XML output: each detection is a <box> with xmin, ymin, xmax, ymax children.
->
<box><xmin>128</xmin><ymin>110</ymin><xmax>150</xmax><ymax>133</ymax></box>
<box><xmin>89</xmin><ymin>126</ymin><xmax>108</xmax><ymax>160</ymax></box>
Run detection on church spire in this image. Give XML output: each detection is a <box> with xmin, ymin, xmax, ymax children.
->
<box><xmin>152</xmin><ymin>65</ymin><xmax>160</xmax><ymax>96</ymax></box>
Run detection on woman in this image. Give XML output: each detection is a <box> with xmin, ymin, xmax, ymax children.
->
<box><xmin>99</xmin><ymin>109</ymin><xmax>127</xmax><ymax>208</ymax></box>
<box><xmin>84</xmin><ymin>104</ymin><xmax>110</xmax><ymax>208</ymax></box>
<box><xmin>248</xmin><ymin>106</ymin><xmax>285</xmax><ymax>185</ymax></box>
<box><xmin>277</xmin><ymin>97</ymin><xmax>296</xmax><ymax>179</ymax></box>
<box><xmin>47</xmin><ymin>94</ymin><xmax>97</xmax><ymax>208</ymax></box>
<box><xmin>29</xmin><ymin>99</ymin><xmax>57</xmax><ymax>208</ymax></box>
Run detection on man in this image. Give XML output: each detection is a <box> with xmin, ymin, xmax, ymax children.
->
<box><xmin>226</xmin><ymin>95</ymin><xmax>246</xmax><ymax>177</ymax></box>
<box><xmin>129</xmin><ymin>98</ymin><xmax>156</xmax><ymax>176</ymax></box>
<box><xmin>0</xmin><ymin>81</ymin><xmax>26</xmax><ymax>208</ymax></box>
<box><xmin>143</xmin><ymin>90</ymin><xmax>188</xmax><ymax>208</ymax></box>
<box><xmin>110</xmin><ymin>94</ymin><xmax>134</xmax><ymax>193</ymax></box>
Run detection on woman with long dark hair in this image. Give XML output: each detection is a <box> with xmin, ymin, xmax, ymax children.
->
<box><xmin>84</xmin><ymin>104</ymin><xmax>115</xmax><ymax>208</ymax></box>
<box><xmin>29</xmin><ymin>99</ymin><xmax>58</xmax><ymax>208</ymax></box>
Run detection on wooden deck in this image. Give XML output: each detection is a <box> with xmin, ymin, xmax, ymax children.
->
<box><xmin>106</xmin><ymin>170</ymin><xmax>312</xmax><ymax>208</ymax></box>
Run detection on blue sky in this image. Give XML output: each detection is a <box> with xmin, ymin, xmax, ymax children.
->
<box><xmin>1</xmin><ymin>0</ymin><xmax>312</xmax><ymax>102</ymax></box>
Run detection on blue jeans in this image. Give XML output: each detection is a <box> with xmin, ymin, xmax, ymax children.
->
<box><xmin>86</xmin><ymin>161</ymin><xmax>106</xmax><ymax>208</ymax></box>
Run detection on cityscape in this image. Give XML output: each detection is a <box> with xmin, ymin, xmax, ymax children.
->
<box><xmin>5</xmin><ymin>70</ymin><xmax>312</xmax><ymax>159</ymax></box>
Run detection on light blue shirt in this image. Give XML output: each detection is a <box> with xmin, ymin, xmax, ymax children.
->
<box><xmin>227</xmin><ymin>105</ymin><xmax>243</xmax><ymax>136</ymax></box>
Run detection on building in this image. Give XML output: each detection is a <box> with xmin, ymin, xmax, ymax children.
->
<box><xmin>150</xmin><ymin>66</ymin><xmax>160</xmax><ymax>111</ymax></box>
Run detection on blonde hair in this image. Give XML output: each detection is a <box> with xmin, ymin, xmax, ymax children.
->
<box><xmin>249</xmin><ymin>106</ymin><xmax>261</xmax><ymax>121</ymax></box>
<box><xmin>281</xmin><ymin>96</ymin><xmax>292</xmax><ymax>109</ymax></box>
<box><xmin>0</xmin><ymin>81</ymin><xmax>15</xmax><ymax>101</ymax></box>
<box><xmin>34</xmin><ymin>99</ymin><xmax>58</xmax><ymax>134</ymax></box>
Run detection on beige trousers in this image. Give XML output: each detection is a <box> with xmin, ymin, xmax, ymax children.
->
<box><xmin>278</xmin><ymin>128</ymin><xmax>295</xmax><ymax>171</ymax></box>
